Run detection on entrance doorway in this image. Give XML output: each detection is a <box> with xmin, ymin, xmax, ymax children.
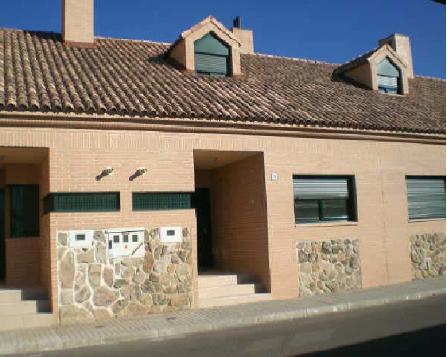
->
<box><xmin>193</xmin><ymin>150</ymin><xmax>271</xmax><ymax>292</ymax></box>
<box><xmin>0</xmin><ymin>147</ymin><xmax>48</xmax><ymax>287</ymax></box>
<box><xmin>192</xmin><ymin>188</ymin><xmax>213</xmax><ymax>271</ymax></box>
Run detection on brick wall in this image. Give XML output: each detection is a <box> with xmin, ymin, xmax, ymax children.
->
<box><xmin>0</xmin><ymin>125</ymin><xmax>444</xmax><ymax>317</ymax></box>
<box><xmin>209</xmin><ymin>154</ymin><xmax>270</xmax><ymax>290</ymax></box>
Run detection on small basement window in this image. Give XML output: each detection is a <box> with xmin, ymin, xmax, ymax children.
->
<box><xmin>194</xmin><ymin>32</ymin><xmax>231</xmax><ymax>76</ymax></box>
<box><xmin>133</xmin><ymin>192</ymin><xmax>192</xmax><ymax>211</ymax></box>
<box><xmin>293</xmin><ymin>176</ymin><xmax>357</xmax><ymax>224</ymax></box>
<box><xmin>377</xmin><ymin>57</ymin><xmax>401</xmax><ymax>94</ymax></box>
<box><xmin>44</xmin><ymin>192</ymin><xmax>120</xmax><ymax>213</ymax></box>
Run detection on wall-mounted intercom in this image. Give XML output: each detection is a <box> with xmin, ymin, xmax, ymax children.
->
<box><xmin>68</xmin><ymin>230</ymin><xmax>94</xmax><ymax>249</ymax></box>
<box><xmin>106</xmin><ymin>228</ymin><xmax>145</xmax><ymax>259</ymax></box>
<box><xmin>160</xmin><ymin>227</ymin><xmax>182</xmax><ymax>243</ymax></box>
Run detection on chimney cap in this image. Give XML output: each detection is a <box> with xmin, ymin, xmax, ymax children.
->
<box><xmin>233</xmin><ymin>16</ymin><xmax>242</xmax><ymax>29</ymax></box>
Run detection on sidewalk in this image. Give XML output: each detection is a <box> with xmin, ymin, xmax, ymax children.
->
<box><xmin>0</xmin><ymin>277</ymin><xmax>444</xmax><ymax>356</ymax></box>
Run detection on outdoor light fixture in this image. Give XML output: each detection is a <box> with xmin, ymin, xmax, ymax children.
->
<box><xmin>129</xmin><ymin>167</ymin><xmax>148</xmax><ymax>181</ymax></box>
<box><xmin>96</xmin><ymin>167</ymin><xmax>114</xmax><ymax>181</ymax></box>
<box><xmin>136</xmin><ymin>167</ymin><xmax>148</xmax><ymax>176</ymax></box>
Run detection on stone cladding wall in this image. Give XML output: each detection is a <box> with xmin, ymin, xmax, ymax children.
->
<box><xmin>410</xmin><ymin>233</ymin><xmax>445</xmax><ymax>280</ymax></box>
<box><xmin>57</xmin><ymin>227</ymin><xmax>192</xmax><ymax>323</ymax></box>
<box><xmin>296</xmin><ymin>239</ymin><xmax>362</xmax><ymax>296</ymax></box>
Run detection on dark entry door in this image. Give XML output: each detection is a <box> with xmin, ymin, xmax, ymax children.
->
<box><xmin>0</xmin><ymin>189</ymin><xmax>4</xmax><ymax>281</ymax></box>
<box><xmin>192</xmin><ymin>188</ymin><xmax>213</xmax><ymax>270</ymax></box>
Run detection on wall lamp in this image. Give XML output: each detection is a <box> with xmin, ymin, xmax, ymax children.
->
<box><xmin>129</xmin><ymin>167</ymin><xmax>148</xmax><ymax>181</ymax></box>
<box><xmin>96</xmin><ymin>167</ymin><xmax>114</xmax><ymax>181</ymax></box>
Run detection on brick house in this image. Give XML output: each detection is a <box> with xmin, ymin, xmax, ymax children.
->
<box><xmin>0</xmin><ymin>0</ymin><xmax>444</xmax><ymax>329</ymax></box>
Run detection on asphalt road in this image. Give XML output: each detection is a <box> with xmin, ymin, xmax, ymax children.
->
<box><xmin>26</xmin><ymin>295</ymin><xmax>445</xmax><ymax>357</ymax></box>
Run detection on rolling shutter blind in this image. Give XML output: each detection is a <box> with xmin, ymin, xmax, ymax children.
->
<box><xmin>195</xmin><ymin>53</ymin><xmax>228</xmax><ymax>75</ymax></box>
<box><xmin>377</xmin><ymin>75</ymin><xmax>398</xmax><ymax>88</ymax></box>
<box><xmin>406</xmin><ymin>177</ymin><xmax>446</xmax><ymax>220</ymax></box>
<box><xmin>293</xmin><ymin>177</ymin><xmax>349</xmax><ymax>200</ymax></box>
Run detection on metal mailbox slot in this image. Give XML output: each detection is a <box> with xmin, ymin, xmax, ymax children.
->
<box><xmin>106</xmin><ymin>228</ymin><xmax>145</xmax><ymax>259</ymax></box>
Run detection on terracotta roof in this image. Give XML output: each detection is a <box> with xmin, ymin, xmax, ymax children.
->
<box><xmin>0</xmin><ymin>29</ymin><xmax>445</xmax><ymax>134</ymax></box>
<box><xmin>333</xmin><ymin>47</ymin><xmax>378</xmax><ymax>75</ymax></box>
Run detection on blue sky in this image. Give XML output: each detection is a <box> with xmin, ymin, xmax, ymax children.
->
<box><xmin>1</xmin><ymin>0</ymin><xmax>445</xmax><ymax>78</ymax></box>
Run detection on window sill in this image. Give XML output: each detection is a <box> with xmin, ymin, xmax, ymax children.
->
<box><xmin>295</xmin><ymin>221</ymin><xmax>358</xmax><ymax>228</ymax></box>
<box><xmin>408</xmin><ymin>218</ymin><xmax>446</xmax><ymax>223</ymax></box>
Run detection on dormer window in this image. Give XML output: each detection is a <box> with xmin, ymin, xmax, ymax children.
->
<box><xmin>377</xmin><ymin>57</ymin><xmax>401</xmax><ymax>94</ymax></box>
<box><xmin>167</xmin><ymin>16</ymin><xmax>242</xmax><ymax>77</ymax></box>
<box><xmin>333</xmin><ymin>35</ymin><xmax>411</xmax><ymax>95</ymax></box>
<box><xmin>194</xmin><ymin>32</ymin><xmax>231</xmax><ymax>76</ymax></box>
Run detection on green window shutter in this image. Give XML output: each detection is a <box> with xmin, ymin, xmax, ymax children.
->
<box><xmin>44</xmin><ymin>192</ymin><xmax>120</xmax><ymax>213</ymax></box>
<box><xmin>194</xmin><ymin>32</ymin><xmax>231</xmax><ymax>76</ymax></box>
<box><xmin>377</xmin><ymin>57</ymin><xmax>400</xmax><ymax>94</ymax></box>
<box><xmin>377</xmin><ymin>57</ymin><xmax>400</xmax><ymax>77</ymax></box>
<box><xmin>10</xmin><ymin>185</ymin><xmax>40</xmax><ymax>238</ymax></box>
<box><xmin>194</xmin><ymin>33</ymin><xmax>230</xmax><ymax>55</ymax></box>
<box><xmin>132</xmin><ymin>192</ymin><xmax>192</xmax><ymax>211</ymax></box>
<box><xmin>406</xmin><ymin>177</ymin><xmax>446</xmax><ymax>220</ymax></box>
<box><xmin>195</xmin><ymin>53</ymin><xmax>229</xmax><ymax>76</ymax></box>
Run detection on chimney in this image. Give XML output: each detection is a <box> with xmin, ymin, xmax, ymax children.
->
<box><xmin>62</xmin><ymin>0</ymin><xmax>95</xmax><ymax>47</ymax></box>
<box><xmin>378</xmin><ymin>34</ymin><xmax>414</xmax><ymax>79</ymax></box>
<box><xmin>232</xmin><ymin>16</ymin><xmax>254</xmax><ymax>55</ymax></box>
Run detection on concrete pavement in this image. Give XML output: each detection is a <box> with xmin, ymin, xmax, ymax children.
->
<box><xmin>0</xmin><ymin>277</ymin><xmax>444</xmax><ymax>356</ymax></box>
<box><xmin>35</xmin><ymin>295</ymin><xmax>445</xmax><ymax>357</ymax></box>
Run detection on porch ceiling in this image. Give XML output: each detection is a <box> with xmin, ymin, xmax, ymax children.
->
<box><xmin>193</xmin><ymin>150</ymin><xmax>260</xmax><ymax>170</ymax></box>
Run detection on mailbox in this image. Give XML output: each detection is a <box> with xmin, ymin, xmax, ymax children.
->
<box><xmin>160</xmin><ymin>227</ymin><xmax>182</xmax><ymax>243</ymax></box>
<box><xmin>68</xmin><ymin>230</ymin><xmax>94</xmax><ymax>249</ymax></box>
<box><xmin>106</xmin><ymin>228</ymin><xmax>145</xmax><ymax>259</ymax></box>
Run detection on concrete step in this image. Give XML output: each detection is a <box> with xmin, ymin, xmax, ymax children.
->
<box><xmin>0</xmin><ymin>289</ymin><xmax>23</xmax><ymax>303</ymax></box>
<box><xmin>21</xmin><ymin>287</ymin><xmax>49</xmax><ymax>301</ymax></box>
<box><xmin>0</xmin><ymin>287</ymin><xmax>48</xmax><ymax>303</ymax></box>
<box><xmin>199</xmin><ymin>283</ymin><xmax>256</xmax><ymax>299</ymax></box>
<box><xmin>199</xmin><ymin>293</ymin><xmax>272</xmax><ymax>308</ymax></box>
<box><xmin>0</xmin><ymin>300</ymin><xmax>50</xmax><ymax>316</ymax></box>
<box><xmin>198</xmin><ymin>274</ymin><xmax>238</xmax><ymax>288</ymax></box>
<box><xmin>0</xmin><ymin>313</ymin><xmax>54</xmax><ymax>332</ymax></box>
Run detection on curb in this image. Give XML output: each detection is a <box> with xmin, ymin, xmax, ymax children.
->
<box><xmin>0</xmin><ymin>284</ymin><xmax>445</xmax><ymax>355</ymax></box>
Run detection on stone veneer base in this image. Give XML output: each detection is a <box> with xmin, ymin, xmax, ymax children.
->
<box><xmin>57</xmin><ymin>227</ymin><xmax>192</xmax><ymax>323</ymax></box>
<box><xmin>410</xmin><ymin>232</ymin><xmax>446</xmax><ymax>280</ymax></box>
<box><xmin>296</xmin><ymin>239</ymin><xmax>362</xmax><ymax>296</ymax></box>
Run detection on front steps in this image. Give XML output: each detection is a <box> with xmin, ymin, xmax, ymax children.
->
<box><xmin>0</xmin><ymin>287</ymin><xmax>54</xmax><ymax>331</ymax></box>
<box><xmin>198</xmin><ymin>273</ymin><xmax>271</xmax><ymax>308</ymax></box>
